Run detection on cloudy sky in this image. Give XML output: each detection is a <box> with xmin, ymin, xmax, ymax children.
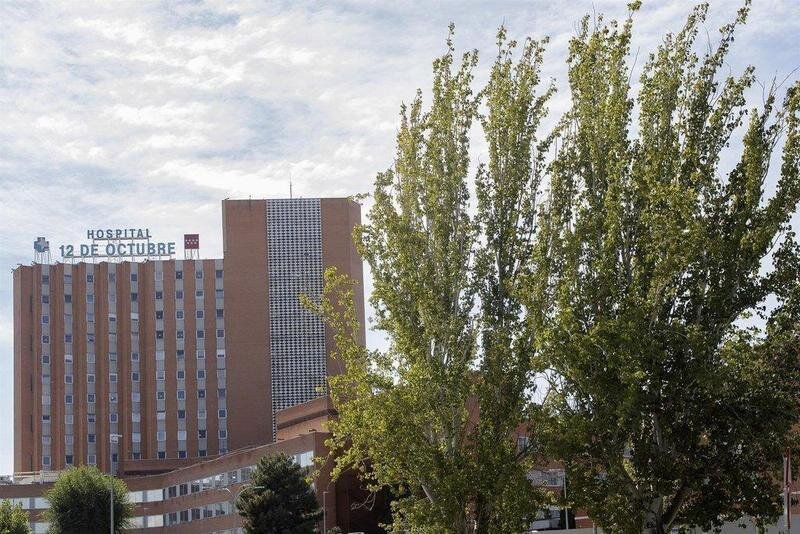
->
<box><xmin>1</xmin><ymin>0</ymin><xmax>798</xmax><ymax>474</ymax></box>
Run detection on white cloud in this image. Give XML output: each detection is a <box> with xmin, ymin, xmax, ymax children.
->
<box><xmin>0</xmin><ymin>0</ymin><xmax>798</xmax><ymax>475</ymax></box>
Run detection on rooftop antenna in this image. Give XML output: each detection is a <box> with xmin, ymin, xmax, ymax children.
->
<box><xmin>289</xmin><ymin>174</ymin><xmax>293</xmax><ymax>199</ymax></box>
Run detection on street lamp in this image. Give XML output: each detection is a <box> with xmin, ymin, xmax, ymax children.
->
<box><xmin>109</xmin><ymin>434</ymin><xmax>122</xmax><ymax>534</ymax></box>
<box><xmin>323</xmin><ymin>490</ymin><xmax>328</xmax><ymax>534</ymax></box>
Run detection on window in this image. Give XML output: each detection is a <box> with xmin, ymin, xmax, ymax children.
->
<box><xmin>218</xmin><ymin>388</ymin><xmax>226</xmax><ymax>399</ymax></box>
<box><xmin>177</xmin><ymin>410</ymin><xmax>185</xmax><ymax>419</ymax></box>
<box><xmin>216</xmin><ymin>329</ymin><xmax>225</xmax><ymax>338</ymax></box>
<box><xmin>176</xmin><ymin>310</ymin><xmax>184</xmax><ymax>320</ymax></box>
<box><xmin>109</xmin><ymin>351</ymin><xmax>117</xmax><ymax>361</ymax></box>
<box><xmin>132</xmin><ymin>452</ymin><xmax>141</xmax><ymax>460</ymax></box>
<box><xmin>155</xmin><ymin>270</ymin><xmax>163</xmax><ymax>281</ymax></box>
<box><xmin>176</xmin><ymin>330</ymin><xmax>184</xmax><ymax>339</ymax></box>
<box><xmin>109</xmin><ymin>393</ymin><xmax>118</xmax><ymax>403</ymax></box>
<box><xmin>216</xmin><ymin>308</ymin><xmax>224</xmax><ymax>318</ymax></box>
<box><xmin>42</xmin><ymin>274</ymin><xmax>50</xmax><ymax>284</ymax></box>
<box><xmin>132</xmin><ymin>392</ymin><xmax>140</xmax><ymax>402</ymax></box>
<box><xmin>42</xmin><ymin>414</ymin><xmax>50</xmax><ymax>422</ymax></box>
<box><xmin>41</xmin><ymin>354</ymin><xmax>50</xmax><ymax>364</ymax></box>
<box><xmin>88</xmin><ymin>454</ymin><xmax>97</xmax><ymax>465</ymax></box>
<box><xmin>65</xmin><ymin>353</ymin><xmax>73</xmax><ymax>363</ymax></box>
<box><xmin>42</xmin><ymin>335</ymin><xmax>50</xmax><ymax>344</ymax></box>
<box><xmin>197</xmin><ymin>369</ymin><xmax>206</xmax><ymax>380</ymax></box>
<box><xmin>65</xmin><ymin>334</ymin><xmax>73</xmax><ymax>343</ymax></box>
<box><xmin>156</xmin><ymin>330</ymin><xmax>164</xmax><ymax>339</ymax></box>
<box><xmin>88</xmin><ymin>352</ymin><xmax>95</xmax><ymax>363</ymax></box>
<box><xmin>215</xmin><ymin>269</ymin><xmax>223</xmax><ymax>279</ymax></box>
<box><xmin>131</xmin><ymin>352</ymin><xmax>139</xmax><ymax>361</ymax></box>
<box><xmin>156</xmin><ymin>350</ymin><xmax>165</xmax><ymax>361</ymax></box>
<box><xmin>241</xmin><ymin>467</ymin><xmax>253</xmax><ymax>482</ymax></box>
<box><xmin>215</xmin><ymin>289</ymin><xmax>224</xmax><ymax>299</ymax></box>
<box><xmin>131</xmin><ymin>372</ymin><xmax>140</xmax><ymax>382</ymax></box>
<box><xmin>155</xmin><ymin>310</ymin><xmax>163</xmax><ymax>320</ymax></box>
<box><xmin>64</xmin><ymin>414</ymin><xmax>74</xmax><ymax>424</ymax></box>
<box><xmin>64</xmin><ymin>375</ymin><xmax>73</xmax><ymax>384</ymax></box>
<box><xmin>157</xmin><ymin>431</ymin><xmax>167</xmax><ymax>441</ymax></box>
<box><xmin>132</xmin><ymin>433</ymin><xmax>141</xmax><ymax>443</ymax></box>
<box><xmin>177</xmin><ymin>390</ymin><xmax>186</xmax><ymax>400</ymax></box>
<box><xmin>197</xmin><ymin>349</ymin><xmax>205</xmax><ymax>359</ymax></box>
<box><xmin>178</xmin><ymin>430</ymin><xmax>187</xmax><ymax>441</ymax></box>
<box><xmin>198</xmin><ymin>389</ymin><xmax>206</xmax><ymax>399</ymax></box>
<box><xmin>158</xmin><ymin>451</ymin><xmax>166</xmax><ymax>459</ymax></box>
<box><xmin>219</xmin><ymin>429</ymin><xmax>227</xmax><ymax>439</ymax></box>
<box><xmin>42</xmin><ymin>294</ymin><xmax>49</xmax><ymax>304</ymax></box>
<box><xmin>64</xmin><ymin>273</ymin><xmax>72</xmax><ymax>283</ymax></box>
<box><xmin>87</xmin><ymin>333</ymin><xmax>95</xmax><ymax>343</ymax></box>
<box><xmin>157</xmin><ymin>411</ymin><xmax>166</xmax><ymax>421</ymax></box>
<box><xmin>196</xmin><ymin>330</ymin><xmax>204</xmax><ymax>339</ymax></box>
<box><xmin>156</xmin><ymin>370</ymin><xmax>165</xmax><ymax>381</ymax></box>
<box><xmin>110</xmin><ymin>413</ymin><xmax>118</xmax><ymax>423</ymax></box>
<box><xmin>64</xmin><ymin>294</ymin><xmax>72</xmax><ymax>303</ymax></box>
<box><xmin>196</xmin><ymin>310</ymin><xmax>204</xmax><ymax>319</ymax></box>
<box><xmin>87</xmin><ymin>413</ymin><xmax>95</xmax><ymax>423</ymax></box>
<box><xmin>176</xmin><ymin>290</ymin><xmax>184</xmax><ymax>299</ymax></box>
<box><xmin>130</xmin><ymin>292</ymin><xmax>138</xmax><ymax>302</ymax></box>
<box><xmin>198</xmin><ymin>429</ymin><xmax>207</xmax><ymax>439</ymax></box>
<box><xmin>177</xmin><ymin>370</ymin><xmax>185</xmax><ymax>380</ymax></box>
<box><xmin>131</xmin><ymin>273</ymin><xmax>138</xmax><ymax>282</ymax></box>
<box><xmin>108</xmin><ymin>313</ymin><xmax>117</xmax><ymax>323</ymax></box>
<box><xmin>42</xmin><ymin>456</ymin><xmax>51</xmax><ymax>466</ymax></box>
<box><xmin>195</xmin><ymin>289</ymin><xmax>204</xmax><ymax>298</ymax></box>
<box><xmin>86</xmin><ymin>294</ymin><xmax>94</xmax><ymax>304</ymax></box>
<box><xmin>65</xmin><ymin>394</ymin><xmax>73</xmax><ymax>404</ymax></box>
<box><xmin>198</xmin><ymin>409</ymin><xmax>207</xmax><ymax>419</ymax></box>
<box><xmin>218</xmin><ymin>409</ymin><xmax>227</xmax><ymax>419</ymax></box>
<box><xmin>86</xmin><ymin>274</ymin><xmax>94</xmax><ymax>283</ymax></box>
<box><xmin>41</xmin><ymin>314</ymin><xmax>49</xmax><ymax>324</ymax></box>
<box><xmin>177</xmin><ymin>349</ymin><xmax>185</xmax><ymax>360</ymax></box>
<box><xmin>155</xmin><ymin>291</ymin><xmax>163</xmax><ymax>300</ymax></box>
<box><xmin>175</xmin><ymin>271</ymin><xmax>183</xmax><ymax>280</ymax></box>
<box><xmin>132</xmin><ymin>413</ymin><xmax>141</xmax><ymax>422</ymax></box>
<box><xmin>109</xmin><ymin>373</ymin><xmax>117</xmax><ymax>383</ymax></box>
<box><xmin>88</xmin><ymin>433</ymin><xmax>96</xmax><ymax>443</ymax></box>
<box><xmin>112</xmin><ymin>453</ymin><xmax>118</xmax><ymax>463</ymax></box>
<box><xmin>195</xmin><ymin>270</ymin><xmax>203</xmax><ymax>279</ymax></box>
<box><xmin>199</xmin><ymin>449</ymin><xmax>207</xmax><ymax>457</ymax></box>
<box><xmin>157</xmin><ymin>391</ymin><xmax>165</xmax><ymax>400</ymax></box>
<box><xmin>65</xmin><ymin>454</ymin><xmax>73</xmax><ymax>465</ymax></box>
<box><xmin>87</xmin><ymin>374</ymin><xmax>95</xmax><ymax>383</ymax></box>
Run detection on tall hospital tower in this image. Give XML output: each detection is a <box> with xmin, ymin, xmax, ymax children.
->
<box><xmin>13</xmin><ymin>198</ymin><xmax>365</xmax><ymax>476</ymax></box>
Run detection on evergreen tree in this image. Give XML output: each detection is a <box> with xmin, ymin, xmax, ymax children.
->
<box><xmin>235</xmin><ymin>453</ymin><xmax>321</xmax><ymax>534</ymax></box>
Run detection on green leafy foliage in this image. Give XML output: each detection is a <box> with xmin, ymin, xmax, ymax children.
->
<box><xmin>528</xmin><ymin>2</ymin><xmax>800</xmax><ymax>533</ymax></box>
<box><xmin>43</xmin><ymin>466</ymin><xmax>133</xmax><ymax>534</ymax></box>
<box><xmin>310</xmin><ymin>24</ymin><xmax>554</xmax><ymax>533</ymax></box>
<box><xmin>235</xmin><ymin>453</ymin><xmax>321</xmax><ymax>534</ymax></box>
<box><xmin>0</xmin><ymin>500</ymin><xmax>31</xmax><ymax>534</ymax></box>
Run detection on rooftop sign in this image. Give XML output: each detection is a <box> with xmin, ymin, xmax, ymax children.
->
<box><xmin>58</xmin><ymin>228</ymin><xmax>176</xmax><ymax>260</ymax></box>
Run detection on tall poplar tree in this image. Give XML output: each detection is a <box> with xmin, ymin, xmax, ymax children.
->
<box><xmin>528</xmin><ymin>2</ymin><xmax>800</xmax><ymax>533</ymax></box>
<box><xmin>312</xmin><ymin>27</ymin><xmax>553</xmax><ymax>532</ymax></box>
